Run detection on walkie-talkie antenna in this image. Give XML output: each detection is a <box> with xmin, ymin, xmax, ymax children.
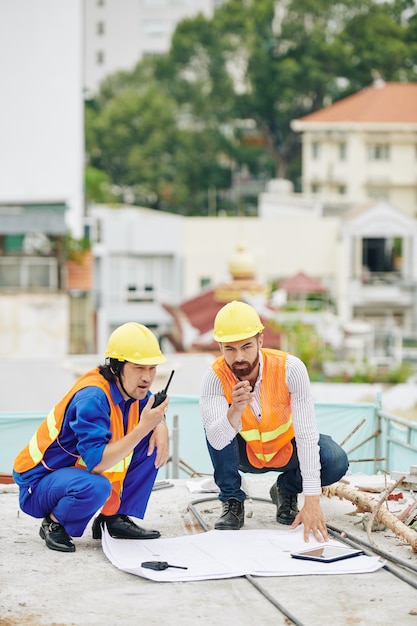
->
<box><xmin>152</xmin><ymin>370</ymin><xmax>175</xmax><ymax>407</ymax></box>
<box><xmin>163</xmin><ymin>369</ymin><xmax>175</xmax><ymax>393</ymax></box>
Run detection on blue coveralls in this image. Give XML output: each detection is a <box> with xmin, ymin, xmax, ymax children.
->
<box><xmin>12</xmin><ymin>382</ymin><xmax>158</xmax><ymax>537</ymax></box>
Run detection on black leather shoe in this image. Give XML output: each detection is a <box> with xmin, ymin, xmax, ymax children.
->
<box><xmin>92</xmin><ymin>513</ymin><xmax>160</xmax><ymax>540</ymax></box>
<box><xmin>214</xmin><ymin>499</ymin><xmax>245</xmax><ymax>530</ymax></box>
<box><xmin>39</xmin><ymin>516</ymin><xmax>75</xmax><ymax>553</ymax></box>
<box><xmin>270</xmin><ymin>483</ymin><xmax>299</xmax><ymax>525</ymax></box>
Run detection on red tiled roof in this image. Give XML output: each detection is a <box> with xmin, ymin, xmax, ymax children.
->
<box><xmin>279</xmin><ymin>271</ymin><xmax>326</xmax><ymax>294</ymax></box>
<box><xmin>297</xmin><ymin>82</ymin><xmax>417</xmax><ymax>124</ymax></box>
<box><xmin>180</xmin><ymin>290</ymin><xmax>224</xmax><ymax>336</ymax></box>
<box><xmin>176</xmin><ymin>290</ymin><xmax>282</xmax><ymax>351</ymax></box>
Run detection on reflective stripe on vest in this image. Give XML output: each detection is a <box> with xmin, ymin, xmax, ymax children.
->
<box><xmin>76</xmin><ymin>452</ymin><xmax>133</xmax><ymax>475</ymax></box>
<box><xmin>23</xmin><ymin>408</ymin><xmax>60</xmax><ymax>469</ymax></box>
<box><xmin>212</xmin><ymin>349</ymin><xmax>295</xmax><ymax>469</ymax></box>
<box><xmin>239</xmin><ymin>419</ymin><xmax>294</xmax><ymax>466</ymax></box>
<box><xmin>241</xmin><ymin>419</ymin><xmax>293</xmax><ymax>444</ymax></box>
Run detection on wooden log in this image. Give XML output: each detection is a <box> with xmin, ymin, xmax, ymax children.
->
<box><xmin>322</xmin><ymin>481</ymin><xmax>417</xmax><ymax>553</ymax></box>
<box><xmin>365</xmin><ymin>475</ymin><xmax>404</xmax><ymax>547</ymax></box>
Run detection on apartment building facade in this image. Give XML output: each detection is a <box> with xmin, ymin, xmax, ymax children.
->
<box><xmin>291</xmin><ymin>82</ymin><xmax>417</xmax><ymax>219</ymax></box>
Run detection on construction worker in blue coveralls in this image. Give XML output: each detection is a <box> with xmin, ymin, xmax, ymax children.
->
<box><xmin>13</xmin><ymin>322</ymin><xmax>170</xmax><ymax>553</ymax></box>
<box><xmin>200</xmin><ymin>301</ymin><xmax>349</xmax><ymax>542</ymax></box>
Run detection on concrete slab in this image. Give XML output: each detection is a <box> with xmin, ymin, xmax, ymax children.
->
<box><xmin>1</xmin><ymin>475</ymin><xmax>417</xmax><ymax>626</ymax></box>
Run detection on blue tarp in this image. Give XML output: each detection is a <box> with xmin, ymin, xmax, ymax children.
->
<box><xmin>0</xmin><ymin>396</ymin><xmax>412</xmax><ymax>478</ymax></box>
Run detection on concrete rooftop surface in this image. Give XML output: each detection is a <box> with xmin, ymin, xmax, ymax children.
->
<box><xmin>1</xmin><ymin>474</ymin><xmax>417</xmax><ymax>626</ymax></box>
<box><xmin>1</xmin><ymin>355</ymin><xmax>417</xmax><ymax>625</ymax></box>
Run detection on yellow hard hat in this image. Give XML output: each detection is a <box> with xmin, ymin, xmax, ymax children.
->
<box><xmin>105</xmin><ymin>322</ymin><xmax>167</xmax><ymax>365</ymax></box>
<box><xmin>213</xmin><ymin>301</ymin><xmax>264</xmax><ymax>343</ymax></box>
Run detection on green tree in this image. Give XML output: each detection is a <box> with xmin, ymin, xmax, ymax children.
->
<box><xmin>85</xmin><ymin>0</ymin><xmax>417</xmax><ymax>213</ymax></box>
<box><xmin>340</xmin><ymin>0</ymin><xmax>417</xmax><ymax>89</ymax></box>
<box><xmin>85</xmin><ymin>166</ymin><xmax>117</xmax><ymax>204</ymax></box>
<box><xmin>85</xmin><ymin>58</ymin><xmax>234</xmax><ymax>214</ymax></box>
<box><xmin>167</xmin><ymin>0</ymin><xmax>415</xmax><ymax>180</ymax></box>
<box><xmin>271</xmin><ymin>320</ymin><xmax>331</xmax><ymax>379</ymax></box>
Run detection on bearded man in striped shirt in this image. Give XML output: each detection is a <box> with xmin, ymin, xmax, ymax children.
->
<box><xmin>199</xmin><ymin>301</ymin><xmax>348</xmax><ymax>542</ymax></box>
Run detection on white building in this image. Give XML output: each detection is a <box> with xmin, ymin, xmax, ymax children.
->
<box><xmin>84</xmin><ymin>0</ymin><xmax>219</xmax><ymax>96</ymax></box>
<box><xmin>291</xmin><ymin>82</ymin><xmax>417</xmax><ymax>219</ymax></box>
<box><xmin>89</xmin><ymin>203</ymin><xmax>338</xmax><ymax>353</ymax></box>
<box><xmin>88</xmin><ymin>195</ymin><xmax>417</xmax><ymax>368</ymax></box>
<box><xmin>0</xmin><ymin>0</ymin><xmax>84</xmax><ymax>239</ymax></box>
<box><xmin>89</xmin><ymin>205</ymin><xmax>184</xmax><ymax>353</ymax></box>
<box><xmin>339</xmin><ymin>200</ymin><xmax>417</xmax><ymax>367</ymax></box>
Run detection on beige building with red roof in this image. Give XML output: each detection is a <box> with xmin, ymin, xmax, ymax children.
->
<box><xmin>291</xmin><ymin>82</ymin><xmax>417</xmax><ymax>217</ymax></box>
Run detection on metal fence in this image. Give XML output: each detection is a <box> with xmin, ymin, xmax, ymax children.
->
<box><xmin>376</xmin><ymin>409</ymin><xmax>417</xmax><ymax>475</ymax></box>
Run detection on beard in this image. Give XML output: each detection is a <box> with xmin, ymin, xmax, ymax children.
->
<box><xmin>230</xmin><ymin>353</ymin><xmax>260</xmax><ymax>379</ymax></box>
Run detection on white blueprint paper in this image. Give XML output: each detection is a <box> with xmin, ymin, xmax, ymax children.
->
<box><xmin>102</xmin><ymin>526</ymin><xmax>384</xmax><ymax>582</ymax></box>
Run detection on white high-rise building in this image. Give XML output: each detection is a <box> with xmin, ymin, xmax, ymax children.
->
<box><xmin>0</xmin><ymin>0</ymin><xmax>84</xmax><ymax>238</ymax></box>
<box><xmin>84</xmin><ymin>0</ymin><xmax>219</xmax><ymax>96</ymax></box>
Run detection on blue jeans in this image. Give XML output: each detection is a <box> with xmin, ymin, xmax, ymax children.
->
<box><xmin>206</xmin><ymin>434</ymin><xmax>349</xmax><ymax>502</ymax></box>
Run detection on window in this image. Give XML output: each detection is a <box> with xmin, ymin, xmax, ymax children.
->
<box><xmin>96</xmin><ymin>50</ymin><xmax>105</xmax><ymax>64</ymax></box>
<box><xmin>0</xmin><ymin>257</ymin><xmax>58</xmax><ymax>290</ymax></box>
<box><xmin>311</xmin><ymin>183</ymin><xmax>320</xmax><ymax>194</ymax></box>
<box><xmin>367</xmin><ymin>144</ymin><xmax>389</xmax><ymax>160</ymax></box>
<box><xmin>3</xmin><ymin>234</ymin><xmax>24</xmax><ymax>254</ymax></box>
<box><xmin>200</xmin><ymin>277</ymin><xmax>211</xmax><ymax>289</ymax></box>
<box><xmin>142</xmin><ymin>20</ymin><xmax>172</xmax><ymax>36</ymax></box>
<box><xmin>338</xmin><ymin>185</ymin><xmax>346</xmax><ymax>195</ymax></box>
<box><xmin>97</xmin><ymin>21</ymin><xmax>105</xmax><ymax>35</ymax></box>
<box><xmin>143</xmin><ymin>0</ymin><xmax>168</xmax><ymax>6</ymax></box>
<box><xmin>311</xmin><ymin>142</ymin><xmax>320</xmax><ymax>160</ymax></box>
<box><xmin>109</xmin><ymin>255</ymin><xmax>175</xmax><ymax>303</ymax></box>
<box><xmin>368</xmin><ymin>188</ymin><xmax>389</xmax><ymax>200</ymax></box>
<box><xmin>338</xmin><ymin>142</ymin><xmax>347</xmax><ymax>161</ymax></box>
<box><xmin>362</xmin><ymin>237</ymin><xmax>401</xmax><ymax>275</ymax></box>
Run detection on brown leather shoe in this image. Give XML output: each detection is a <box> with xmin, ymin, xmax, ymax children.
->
<box><xmin>214</xmin><ymin>499</ymin><xmax>245</xmax><ymax>530</ymax></box>
<box><xmin>92</xmin><ymin>513</ymin><xmax>160</xmax><ymax>540</ymax></box>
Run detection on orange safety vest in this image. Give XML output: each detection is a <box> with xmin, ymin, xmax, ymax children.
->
<box><xmin>212</xmin><ymin>349</ymin><xmax>295</xmax><ymax>469</ymax></box>
<box><xmin>13</xmin><ymin>368</ymin><xmax>140</xmax><ymax>515</ymax></box>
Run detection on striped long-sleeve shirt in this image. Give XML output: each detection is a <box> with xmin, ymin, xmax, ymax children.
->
<box><xmin>199</xmin><ymin>352</ymin><xmax>321</xmax><ymax>496</ymax></box>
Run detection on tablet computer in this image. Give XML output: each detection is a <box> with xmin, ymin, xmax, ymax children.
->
<box><xmin>290</xmin><ymin>545</ymin><xmax>363</xmax><ymax>563</ymax></box>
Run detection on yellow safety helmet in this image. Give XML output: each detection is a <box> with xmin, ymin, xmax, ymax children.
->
<box><xmin>213</xmin><ymin>301</ymin><xmax>264</xmax><ymax>343</ymax></box>
<box><xmin>105</xmin><ymin>322</ymin><xmax>166</xmax><ymax>365</ymax></box>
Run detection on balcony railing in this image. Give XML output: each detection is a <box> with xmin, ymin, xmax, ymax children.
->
<box><xmin>360</xmin><ymin>271</ymin><xmax>402</xmax><ymax>285</ymax></box>
<box><xmin>0</xmin><ymin>256</ymin><xmax>59</xmax><ymax>291</ymax></box>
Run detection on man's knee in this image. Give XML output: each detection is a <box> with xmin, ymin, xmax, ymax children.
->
<box><xmin>319</xmin><ymin>435</ymin><xmax>349</xmax><ymax>485</ymax></box>
<box><xmin>75</xmin><ymin>472</ymin><xmax>112</xmax><ymax>505</ymax></box>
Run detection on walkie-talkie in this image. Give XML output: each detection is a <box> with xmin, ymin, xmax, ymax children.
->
<box><xmin>152</xmin><ymin>370</ymin><xmax>175</xmax><ymax>407</ymax></box>
<box><xmin>141</xmin><ymin>560</ymin><xmax>188</xmax><ymax>571</ymax></box>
